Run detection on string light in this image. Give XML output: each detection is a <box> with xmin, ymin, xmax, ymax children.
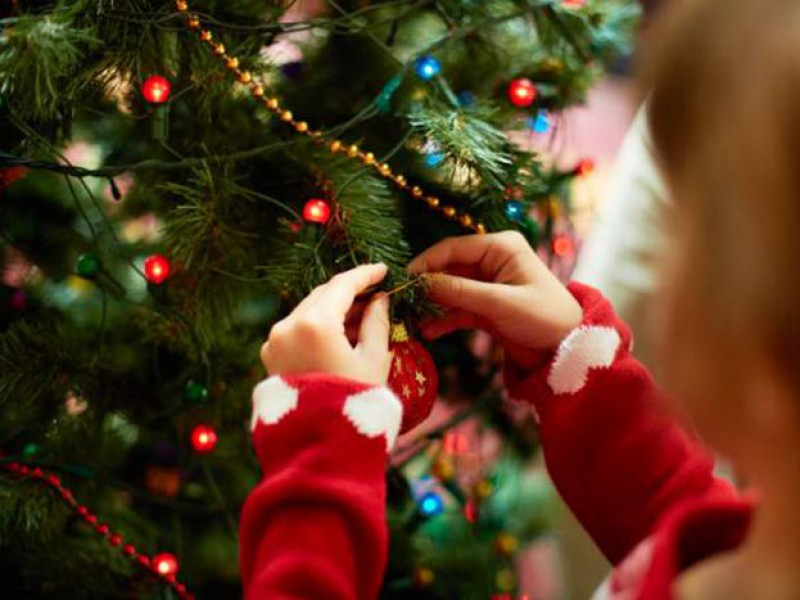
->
<box><xmin>176</xmin><ymin>0</ymin><xmax>486</xmax><ymax>234</ymax></box>
<box><xmin>302</xmin><ymin>199</ymin><xmax>332</xmax><ymax>224</ymax></box>
<box><xmin>414</xmin><ymin>55</ymin><xmax>441</xmax><ymax>80</ymax></box>
<box><xmin>190</xmin><ymin>424</ymin><xmax>218</xmax><ymax>454</ymax></box>
<box><xmin>505</xmin><ymin>201</ymin><xmax>525</xmax><ymax>221</ymax></box>
<box><xmin>508</xmin><ymin>78</ymin><xmax>538</xmax><ymax>108</ymax></box>
<box><xmin>0</xmin><ymin>462</ymin><xmax>193</xmax><ymax>599</ymax></box>
<box><xmin>143</xmin><ymin>254</ymin><xmax>171</xmax><ymax>285</ymax></box>
<box><xmin>575</xmin><ymin>158</ymin><xmax>595</xmax><ymax>176</ymax></box>
<box><xmin>418</xmin><ymin>491</ymin><xmax>444</xmax><ymax>517</ymax></box>
<box><xmin>141</xmin><ymin>75</ymin><xmax>171</xmax><ymax>104</ymax></box>
<box><xmin>152</xmin><ymin>553</ymin><xmax>179</xmax><ymax>576</ymax></box>
<box><xmin>530</xmin><ymin>110</ymin><xmax>552</xmax><ymax>133</ymax></box>
<box><xmin>76</xmin><ymin>253</ymin><xmax>100</xmax><ymax>279</ymax></box>
<box><xmin>552</xmin><ymin>234</ymin><xmax>574</xmax><ymax>258</ymax></box>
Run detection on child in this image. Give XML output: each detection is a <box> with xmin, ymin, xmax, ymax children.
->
<box><xmin>239</xmin><ymin>0</ymin><xmax>800</xmax><ymax>598</ymax></box>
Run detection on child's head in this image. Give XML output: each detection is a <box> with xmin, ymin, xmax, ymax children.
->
<box><xmin>647</xmin><ymin>0</ymin><xmax>800</xmax><ymax>463</ymax></box>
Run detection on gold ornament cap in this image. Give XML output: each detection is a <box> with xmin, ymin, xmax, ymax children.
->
<box><xmin>390</xmin><ymin>322</ymin><xmax>409</xmax><ymax>343</ymax></box>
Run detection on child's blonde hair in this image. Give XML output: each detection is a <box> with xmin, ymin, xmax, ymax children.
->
<box><xmin>647</xmin><ymin>0</ymin><xmax>800</xmax><ymax>406</ymax></box>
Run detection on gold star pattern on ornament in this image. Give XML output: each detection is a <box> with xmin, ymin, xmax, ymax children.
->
<box><xmin>174</xmin><ymin>0</ymin><xmax>486</xmax><ymax>234</ymax></box>
<box><xmin>394</xmin><ymin>356</ymin><xmax>405</xmax><ymax>374</ymax></box>
<box><xmin>402</xmin><ymin>385</ymin><xmax>412</xmax><ymax>399</ymax></box>
<box><xmin>415</xmin><ymin>370</ymin><xmax>427</xmax><ymax>386</ymax></box>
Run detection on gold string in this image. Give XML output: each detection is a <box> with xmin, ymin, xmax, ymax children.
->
<box><xmin>173</xmin><ymin>0</ymin><xmax>486</xmax><ymax>234</ymax></box>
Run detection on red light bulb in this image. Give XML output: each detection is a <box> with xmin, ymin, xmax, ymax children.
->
<box><xmin>143</xmin><ymin>254</ymin><xmax>171</xmax><ymax>284</ymax></box>
<box><xmin>552</xmin><ymin>235</ymin><xmax>574</xmax><ymax>258</ymax></box>
<box><xmin>142</xmin><ymin>75</ymin><xmax>171</xmax><ymax>104</ymax></box>
<box><xmin>562</xmin><ymin>0</ymin><xmax>586</xmax><ymax>7</ymax></box>
<box><xmin>508</xmin><ymin>78</ymin><xmax>538</xmax><ymax>108</ymax></box>
<box><xmin>302</xmin><ymin>199</ymin><xmax>332</xmax><ymax>224</ymax></box>
<box><xmin>190</xmin><ymin>424</ymin><xmax>218</xmax><ymax>454</ymax></box>
<box><xmin>152</xmin><ymin>552</ymin><xmax>179</xmax><ymax>576</ymax></box>
<box><xmin>575</xmin><ymin>158</ymin><xmax>595</xmax><ymax>177</ymax></box>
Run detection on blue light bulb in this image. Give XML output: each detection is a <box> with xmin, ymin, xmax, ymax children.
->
<box><xmin>530</xmin><ymin>110</ymin><xmax>552</xmax><ymax>134</ymax></box>
<box><xmin>425</xmin><ymin>152</ymin><xmax>446</xmax><ymax>167</ymax></box>
<box><xmin>505</xmin><ymin>201</ymin><xmax>525</xmax><ymax>221</ymax></box>
<box><xmin>419</xmin><ymin>492</ymin><xmax>444</xmax><ymax>517</ymax></box>
<box><xmin>415</xmin><ymin>56</ymin><xmax>442</xmax><ymax>81</ymax></box>
<box><xmin>457</xmin><ymin>91</ymin><xmax>476</xmax><ymax>107</ymax></box>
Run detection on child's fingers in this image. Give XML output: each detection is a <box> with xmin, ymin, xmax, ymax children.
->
<box><xmin>424</xmin><ymin>273</ymin><xmax>498</xmax><ymax>313</ymax></box>
<box><xmin>408</xmin><ymin>235</ymin><xmax>489</xmax><ymax>274</ymax></box>
<box><xmin>357</xmin><ymin>294</ymin><xmax>391</xmax><ymax>359</ymax></box>
<box><xmin>305</xmin><ymin>264</ymin><xmax>388</xmax><ymax>319</ymax></box>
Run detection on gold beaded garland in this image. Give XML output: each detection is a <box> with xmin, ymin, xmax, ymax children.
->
<box><xmin>177</xmin><ymin>0</ymin><xmax>485</xmax><ymax>234</ymax></box>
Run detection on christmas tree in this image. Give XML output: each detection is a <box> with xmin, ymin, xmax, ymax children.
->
<box><xmin>0</xmin><ymin>1</ymin><xmax>637</xmax><ymax>597</ymax></box>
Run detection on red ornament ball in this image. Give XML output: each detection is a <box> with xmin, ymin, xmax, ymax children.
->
<box><xmin>152</xmin><ymin>552</ymin><xmax>179</xmax><ymax>576</ymax></box>
<box><xmin>142</xmin><ymin>75</ymin><xmax>171</xmax><ymax>104</ymax></box>
<box><xmin>302</xmin><ymin>199</ymin><xmax>332</xmax><ymax>224</ymax></box>
<box><xmin>508</xmin><ymin>78</ymin><xmax>538</xmax><ymax>108</ymax></box>
<box><xmin>562</xmin><ymin>0</ymin><xmax>586</xmax><ymax>7</ymax></box>
<box><xmin>190</xmin><ymin>424</ymin><xmax>218</xmax><ymax>454</ymax></box>
<box><xmin>143</xmin><ymin>254</ymin><xmax>171</xmax><ymax>284</ymax></box>
<box><xmin>388</xmin><ymin>323</ymin><xmax>438</xmax><ymax>433</ymax></box>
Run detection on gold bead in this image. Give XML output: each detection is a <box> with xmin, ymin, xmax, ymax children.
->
<box><xmin>362</xmin><ymin>152</ymin><xmax>376</xmax><ymax>165</ymax></box>
<box><xmin>411</xmin><ymin>186</ymin><xmax>423</xmax><ymax>198</ymax></box>
<box><xmin>475</xmin><ymin>223</ymin><xmax>487</xmax><ymax>235</ymax></box>
<box><xmin>238</xmin><ymin>71</ymin><xmax>252</xmax><ymax>84</ymax></box>
<box><xmin>459</xmin><ymin>214</ymin><xmax>473</xmax><ymax>227</ymax></box>
<box><xmin>378</xmin><ymin>163</ymin><xmax>392</xmax><ymax>176</ymax></box>
<box><xmin>250</xmin><ymin>84</ymin><xmax>264</xmax><ymax>98</ymax></box>
<box><xmin>414</xmin><ymin>567</ymin><xmax>435</xmax><ymax>588</ymax></box>
<box><xmin>426</xmin><ymin>196</ymin><xmax>440</xmax><ymax>208</ymax></box>
<box><xmin>280</xmin><ymin>110</ymin><xmax>293</xmax><ymax>122</ymax></box>
<box><xmin>187</xmin><ymin>16</ymin><xmax>200</xmax><ymax>29</ymax></box>
<box><xmin>394</xmin><ymin>175</ymin><xmax>407</xmax><ymax>187</ymax></box>
<box><xmin>443</xmin><ymin>206</ymin><xmax>456</xmax><ymax>218</ymax></box>
<box><xmin>494</xmin><ymin>533</ymin><xmax>519</xmax><ymax>557</ymax></box>
<box><xmin>474</xmin><ymin>479</ymin><xmax>493</xmax><ymax>499</ymax></box>
<box><xmin>330</xmin><ymin>140</ymin><xmax>342</xmax><ymax>153</ymax></box>
<box><xmin>347</xmin><ymin>145</ymin><xmax>359</xmax><ymax>158</ymax></box>
<box><xmin>213</xmin><ymin>43</ymin><xmax>226</xmax><ymax>56</ymax></box>
<box><xmin>200</xmin><ymin>30</ymin><xmax>213</xmax><ymax>42</ymax></box>
<box><xmin>265</xmin><ymin>97</ymin><xmax>280</xmax><ymax>110</ymax></box>
<box><xmin>226</xmin><ymin>57</ymin><xmax>239</xmax><ymax>69</ymax></box>
<box><xmin>431</xmin><ymin>456</ymin><xmax>455</xmax><ymax>481</ymax></box>
<box><xmin>294</xmin><ymin>121</ymin><xmax>309</xmax><ymax>133</ymax></box>
<box><xmin>176</xmin><ymin>0</ymin><xmax>188</xmax><ymax>11</ymax></box>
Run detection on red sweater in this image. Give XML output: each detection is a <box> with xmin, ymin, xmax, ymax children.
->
<box><xmin>240</xmin><ymin>283</ymin><xmax>753</xmax><ymax>599</ymax></box>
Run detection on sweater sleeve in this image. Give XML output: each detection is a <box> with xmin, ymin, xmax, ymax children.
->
<box><xmin>239</xmin><ymin>373</ymin><xmax>403</xmax><ymax>600</ymax></box>
<box><xmin>504</xmin><ymin>282</ymin><xmax>738</xmax><ymax>565</ymax></box>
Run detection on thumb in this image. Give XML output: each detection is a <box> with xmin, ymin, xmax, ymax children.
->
<box><xmin>425</xmin><ymin>273</ymin><xmax>499</xmax><ymax>314</ymax></box>
<box><xmin>358</xmin><ymin>293</ymin><xmax>391</xmax><ymax>358</ymax></box>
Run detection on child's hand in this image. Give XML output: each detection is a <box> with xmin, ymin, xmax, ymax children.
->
<box><xmin>260</xmin><ymin>264</ymin><xmax>392</xmax><ymax>385</ymax></box>
<box><xmin>409</xmin><ymin>232</ymin><xmax>582</xmax><ymax>369</ymax></box>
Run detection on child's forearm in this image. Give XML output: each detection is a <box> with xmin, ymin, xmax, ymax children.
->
<box><xmin>505</xmin><ymin>282</ymin><xmax>738</xmax><ymax>564</ymax></box>
<box><xmin>240</xmin><ymin>374</ymin><xmax>401</xmax><ymax>599</ymax></box>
